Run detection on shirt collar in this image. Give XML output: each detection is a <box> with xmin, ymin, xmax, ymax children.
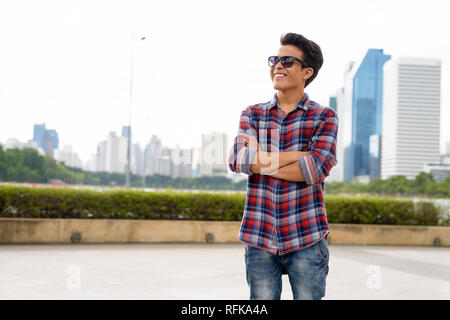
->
<box><xmin>264</xmin><ymin>92</ymin><xmax>311</xmax><ymax>111</ymax></box>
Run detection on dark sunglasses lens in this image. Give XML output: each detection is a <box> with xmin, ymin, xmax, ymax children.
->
<box><xmin>268</xmin><ymin>56</ymin><xmax>279</xmax><ymax>67</ymax></box>
<box><xmin>281</xmin><ymin>56</ymin><xmax>295</xmax><ymax>68</ymax></box>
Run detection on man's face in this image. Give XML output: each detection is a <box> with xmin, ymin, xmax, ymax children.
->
<box><xmin>270</xmin><ymin>45</ymin><xmax>310</xmax><ymax>91</ymax></box>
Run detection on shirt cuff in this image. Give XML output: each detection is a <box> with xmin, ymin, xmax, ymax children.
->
<box><xmin>298</xmin><ymin>154</ymin><xmax>319</xmax><ymax>184</ymax></box>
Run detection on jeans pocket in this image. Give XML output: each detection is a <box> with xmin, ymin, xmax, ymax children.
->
<box><xmin>315</xmin><ymin>238</ymin><xmax>329</xmax><ymax>263</ymax></box>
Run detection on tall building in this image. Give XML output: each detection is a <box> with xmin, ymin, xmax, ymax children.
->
<box><xmin>84</xmin><ymin>153</ymin><xmax>98</xmax><ymax>172</ymax></box>
<box><xmin>54</xmin><ymin>145</ymin><xmax>83</xmax><ymax>169</ymax></box>
<box><xmin>144</xmin><ymin>135</ymin><xmax>163</xmax><ymax>175</ymax></box>
<box><xmin>342</xmin><ymin>49</ymin><xmax>391</xmax><ymax>182</ymax></box>
<box><xmin>122</xmin><ymin>125</ymin><xmax>131</xmax><ymax>139</ymax></box>
<box><xmin>200</xmin><ymin>131</ymin><xmax>229</xmax><ymax>176</ymax></box>
<box><xmin>3</xmin><ymin>138</ymin><xmax>42</xmax><ymax>155</ymax></box>
<box><xmin>96</xmin><ymin>140</ymin><xmax>108</xmax><ymax>172</ymax></box>
<box><xmin>33</xmin><ymin>124</ymin><xmax>46</xmax><ymax>148</ymax></box>
<box><xmin>327</xmin><ymin>90</ymin><xmax>344</xmax><ymax>182</ymax></box>
<box><xmin>381</xmin><ymin>57</ymin><xmax>441</xmax><ymax>179</ymax></box>
<box><xmin>32</xmin><ymin>123</ymin><xmax>59</xmax><ymax>157</ymax></box>
<box><xmin>94</xmin><ymin>130</ymin><xmax>128</xmax><ymax>173</ymax></box>
<box><xmin>191</xmin><ymin>147</ymin><xmax>201</xmax><ymax>177</ymax></box>
<box><xmin>328</xmin><ymin>96</ymin><xmax>337</xmax><ymax>112</ymax></box>
<box><xmin>131</xmin><ymin>142</ymin><xmax>143</xmax><ymax>175</ymax></box>
<box><xmin>170</xmin><ymin>146</ymin><xmax>193</xmax><ymax>178</ymax></box>
<box><xmin>155</xmin><ymin>147</ymin><xmax>172</xmax><ymax>176</ymax></box>
<box><xmin>369</xmin><ymin>134</ymin><xmax>381</xmax><ymax>180</ymax></box>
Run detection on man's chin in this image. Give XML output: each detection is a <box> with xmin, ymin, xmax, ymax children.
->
<box><xmin>273</xmin><ymin>83</ymin><xmax>284</xmax><ymax>90</ymax></box>
<box><xmin>273</xmin><ymin>84</ymin><xmax>288</xmax><ymax>91</ymax></box>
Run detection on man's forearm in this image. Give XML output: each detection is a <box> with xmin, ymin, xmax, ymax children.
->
<box><xmin>269</xmin><ymin>160</ymin><xmax>306</xmax><ymax>182</ymax></box>
<box><xmin>250</xmin><ymin>151</ymin><xmax>308</xmax><ymax>174</ymax></box>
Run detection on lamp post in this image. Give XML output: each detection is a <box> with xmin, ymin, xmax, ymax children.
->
<box><xmin>126</xmin><ymin>35</ymin><xmax>146</xmax><ymax>189</ymax></box>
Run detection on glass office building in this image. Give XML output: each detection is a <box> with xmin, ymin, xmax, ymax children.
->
<box><xmin>343</xmin><ymin>49</ymin><xmax>391</xmax><ymax>181</ymax></box>
<box><xmin>328</xmin><ymin>96</ymin><xmax>337</xmax><ymax>112</ymax></box>
<box><xmin>33</xmin><ymin>123</ymin><xmax>59</xmax><ymax>157</ymax></box>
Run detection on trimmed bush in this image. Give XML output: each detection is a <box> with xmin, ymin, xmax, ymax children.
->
<box><xmin>0</xmin><ymin>185</ymin><xmax>444</xmax><ymax>226</ymax></box>
<box><xmin>324</xmin><ymin>195</ymin><xmax>441</xmax><ymax>226</ymax></box>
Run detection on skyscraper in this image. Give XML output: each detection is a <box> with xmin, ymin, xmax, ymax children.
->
<box><xmin>381</xmin><ymin>57</ymin><xmax>441</xmax><ymax>179</ymax></box>
<box><xmin>200</xmin><ymin>131</ymin><xmax>228</xmax><ymax>176</ymax></box>
<box><xmin>122</xmin><ymin>125</ymin><xmax>131</xmax><ymax>139</ymax></box>
<box><xmin>131</xmin><ymin>142</ymin><xmax>143</xmax><ymax>175</ymax></box>
<box><xmin>328</xmin><ymin>96</ymin><xmax>337</xmax><ymax>112</ymax></box>
<box><xmin>343</xmin><ymin>49</ymin><xmax>391</xmax><ymax>182</ymax></box>
<box><xmin>94</xmin><ymin>130</ymin><xmax>128</xmax><ymax>173</ymax></box>
<box><xmin>33</xmin><ymin>124</ymin><xmax>46</xmax><ymax>148</ymax></box>
<box><xmin>32</xmin><ymin>123</ymin><xmax>59</xmax><ymax>157</ymax></box>
<box><xmin>54</xmin><ymin>145</ymin><xmax>83</xmax><ymax>169</ymax></box>
<box><xmin>144</xmin><ymin>135</ymin><xmax>163</xmax><ymax>175</ymax></box>
<box><xmin>170</xmin><ymin>146</ymin><xmax>193</xmax><ymax>178</ymax></box>
<box><xmin>326</xmin><ymin>90</ymin><xmax>344</xmax><ymax>182</ymax></box>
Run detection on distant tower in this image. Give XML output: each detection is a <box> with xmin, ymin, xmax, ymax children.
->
<box><xmin>200</xmin><ymin>131</ymin><xmax>229</xmax><ymax>176</ymax></box>
<box><xmin>33</xmin><ymin>123</ymin><xmax>59</xmax><ymax>157</ymax></box>
<box><xmin>342</xmin><ymin>49</ymin><xmax>391</xmax><ymax>182</ymax></box>
<box><xmin>381</xmin><ymin>57</ymin><xmax>441</xmax><ymax>179</ymax></box>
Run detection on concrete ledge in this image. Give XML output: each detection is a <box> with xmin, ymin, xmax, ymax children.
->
<box><xmin>0</xmin><ymin>218</ymin><xmax>449</xmax><ymax>247</ymax></box>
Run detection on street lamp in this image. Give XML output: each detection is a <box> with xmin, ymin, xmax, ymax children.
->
<box><xmin>126</xmin><ymin>35</ymin><xmax>147</xmax><ymax>189</ymax></box>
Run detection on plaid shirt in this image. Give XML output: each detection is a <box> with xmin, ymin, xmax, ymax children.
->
<box><xmin>228</xmin><ymin>92</ymin><xmax>338</xmax><ymax>256</ymax></box>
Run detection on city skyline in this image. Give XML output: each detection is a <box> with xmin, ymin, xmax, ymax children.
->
<box><xmin>1</xmin><ymin>0</ymin><xmax>450</xmax><ymax>165</ymax></box>
<box><xmin>0</xmin><ymin>124</ymin><xmax>232</xmax><ymax>174</ymax></box>
<box><xmin>2</xmin><ymin>115</ymin><xmax>449</xmax><ymax>181</ymax></box>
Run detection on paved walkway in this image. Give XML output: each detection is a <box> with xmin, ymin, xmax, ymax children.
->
<box><xmin>1</xmin><ymin>243</ymin><xmax>449</xmax><ymax>299</ymax></box>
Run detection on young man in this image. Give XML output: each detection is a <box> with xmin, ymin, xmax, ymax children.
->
<box><xmin>228</xmin><ymin>33</ymin><xmax>338</xmax><ymax>300</ymax></box>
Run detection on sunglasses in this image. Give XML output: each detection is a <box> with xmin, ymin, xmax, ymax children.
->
<box><xmin>268</xmin><ymin>56</ymin><xmax>310</xmax><ymax>69</ymax></box>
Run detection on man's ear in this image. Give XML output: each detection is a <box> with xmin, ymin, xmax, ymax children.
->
<box><xmin>304</xmin><ymin>68</ymin><xmax>314</xmax><ymax>81</ymax></box>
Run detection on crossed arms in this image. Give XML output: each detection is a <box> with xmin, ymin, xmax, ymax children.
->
<box><xmin>244</xmin><ymin>135</ymin><xmax>308</xmax><ymax>182</ymax></box>
<box><xmin>227</xmin><ymin>108</ymin><xmax>338</xmax><ymax>184</ymax></box>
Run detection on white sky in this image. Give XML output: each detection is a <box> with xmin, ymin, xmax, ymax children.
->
<box><xmin>1</xmin><ymin>0</ymin><xmax>449</xmax><ymax>164</ymax></box>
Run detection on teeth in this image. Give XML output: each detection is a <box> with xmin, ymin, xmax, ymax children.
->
<box><xmin>274</xmin><ymin>74</ymin><xmax>286</xmax><ymax>77</ymax></box>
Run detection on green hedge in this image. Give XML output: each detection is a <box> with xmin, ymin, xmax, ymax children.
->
<box><xmin>0</xmin><ymin>185</ymin><xmax>445</xmax><ymax>226</ymax></box>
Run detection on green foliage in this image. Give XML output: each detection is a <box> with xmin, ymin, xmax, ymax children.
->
<box><xmin>325</xmin><ymin>173</ymin><xmax>450</xmax><ymax>198</ymax></box>
<box><xmin>0</xmin><ymin>185</ymin><xmax>445</xmax><ymax>226</ymax></box>
<box><xmin>324</xmin><ymin>195</ymin><xmax>442</xmax><ymax>226</ymax></box>
<box><xmin>0</xmin><ymin>146</ymin><xmax>245</xmax><ymax>190</ymax></box>
<box><xmin>1</xmin><ymin>145</ymin><xmax>447</xmax><ymax>198</ymax></box>
<box><xmin>0</xmin><ymin>185</ymin><xmax>246</xmax><ymax>221</ymax></box>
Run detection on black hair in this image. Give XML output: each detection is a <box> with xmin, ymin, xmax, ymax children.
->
<box><xmin>280</xmin><ymin>33</ymin><xmax>323</xmax><ymax>88</ymax></box>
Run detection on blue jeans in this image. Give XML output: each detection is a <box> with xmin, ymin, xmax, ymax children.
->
<box><xmin>244</xmin><ymin>236</ymin><xmax>329</xmax><ymax>300</ymax></box>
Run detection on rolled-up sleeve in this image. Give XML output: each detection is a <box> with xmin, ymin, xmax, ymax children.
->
<box><xmin>228</xmin><ymin>108</ymin><xmax>258</xmax><ymax>175</ymax></box>
<box><xmin>298</xmin><ymin>111</ymin><xmax>338</xmax><ymax>184</ymax></box>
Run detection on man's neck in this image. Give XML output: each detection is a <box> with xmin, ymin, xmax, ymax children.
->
<box><xmin>276</xmin><ymin>88</ymin><xmax>305</xmax><ymax>114</ymax></box>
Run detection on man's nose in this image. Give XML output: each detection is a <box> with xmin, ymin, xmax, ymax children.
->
<box><xmin>273</xmin><ymin>59</ymin><xmax>284</xmax><ymax>70</ymax></box>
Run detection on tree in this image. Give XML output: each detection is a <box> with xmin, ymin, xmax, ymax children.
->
<box><xmin>0</xmin><ymin>145</ymin><xmax>6</xmax><ymax>180</ymax></box>
<box><xmin>412</xmin><ymin>172</ymin><xmax>434</xmax><ymax>194</ymax></box>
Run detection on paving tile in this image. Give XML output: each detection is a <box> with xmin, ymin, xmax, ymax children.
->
<box><xmin>0</xmin><ymin>243</ymin><xmax>449</xmax><ymax>299</ymax></box>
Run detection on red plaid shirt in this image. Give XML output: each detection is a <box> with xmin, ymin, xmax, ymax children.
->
<box><xmin>228</xmin><ymin>92</ymin><xmax>338</xmax><ymax>255</ymax></box>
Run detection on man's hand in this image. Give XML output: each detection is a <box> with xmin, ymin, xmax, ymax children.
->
<box><xmin>244</xmin><ymin>135</ymin><xmax>260</xmax><ymax>151</ymax></box>
<box><xmin>245</xmin><ymin>135</ymin><xmax>275</xmax><ymax>174</ymax></box>
<box><xmin>244</xmin><ymin>135</ymin><xmax>308</xmax><ymax>176</ymax></box>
